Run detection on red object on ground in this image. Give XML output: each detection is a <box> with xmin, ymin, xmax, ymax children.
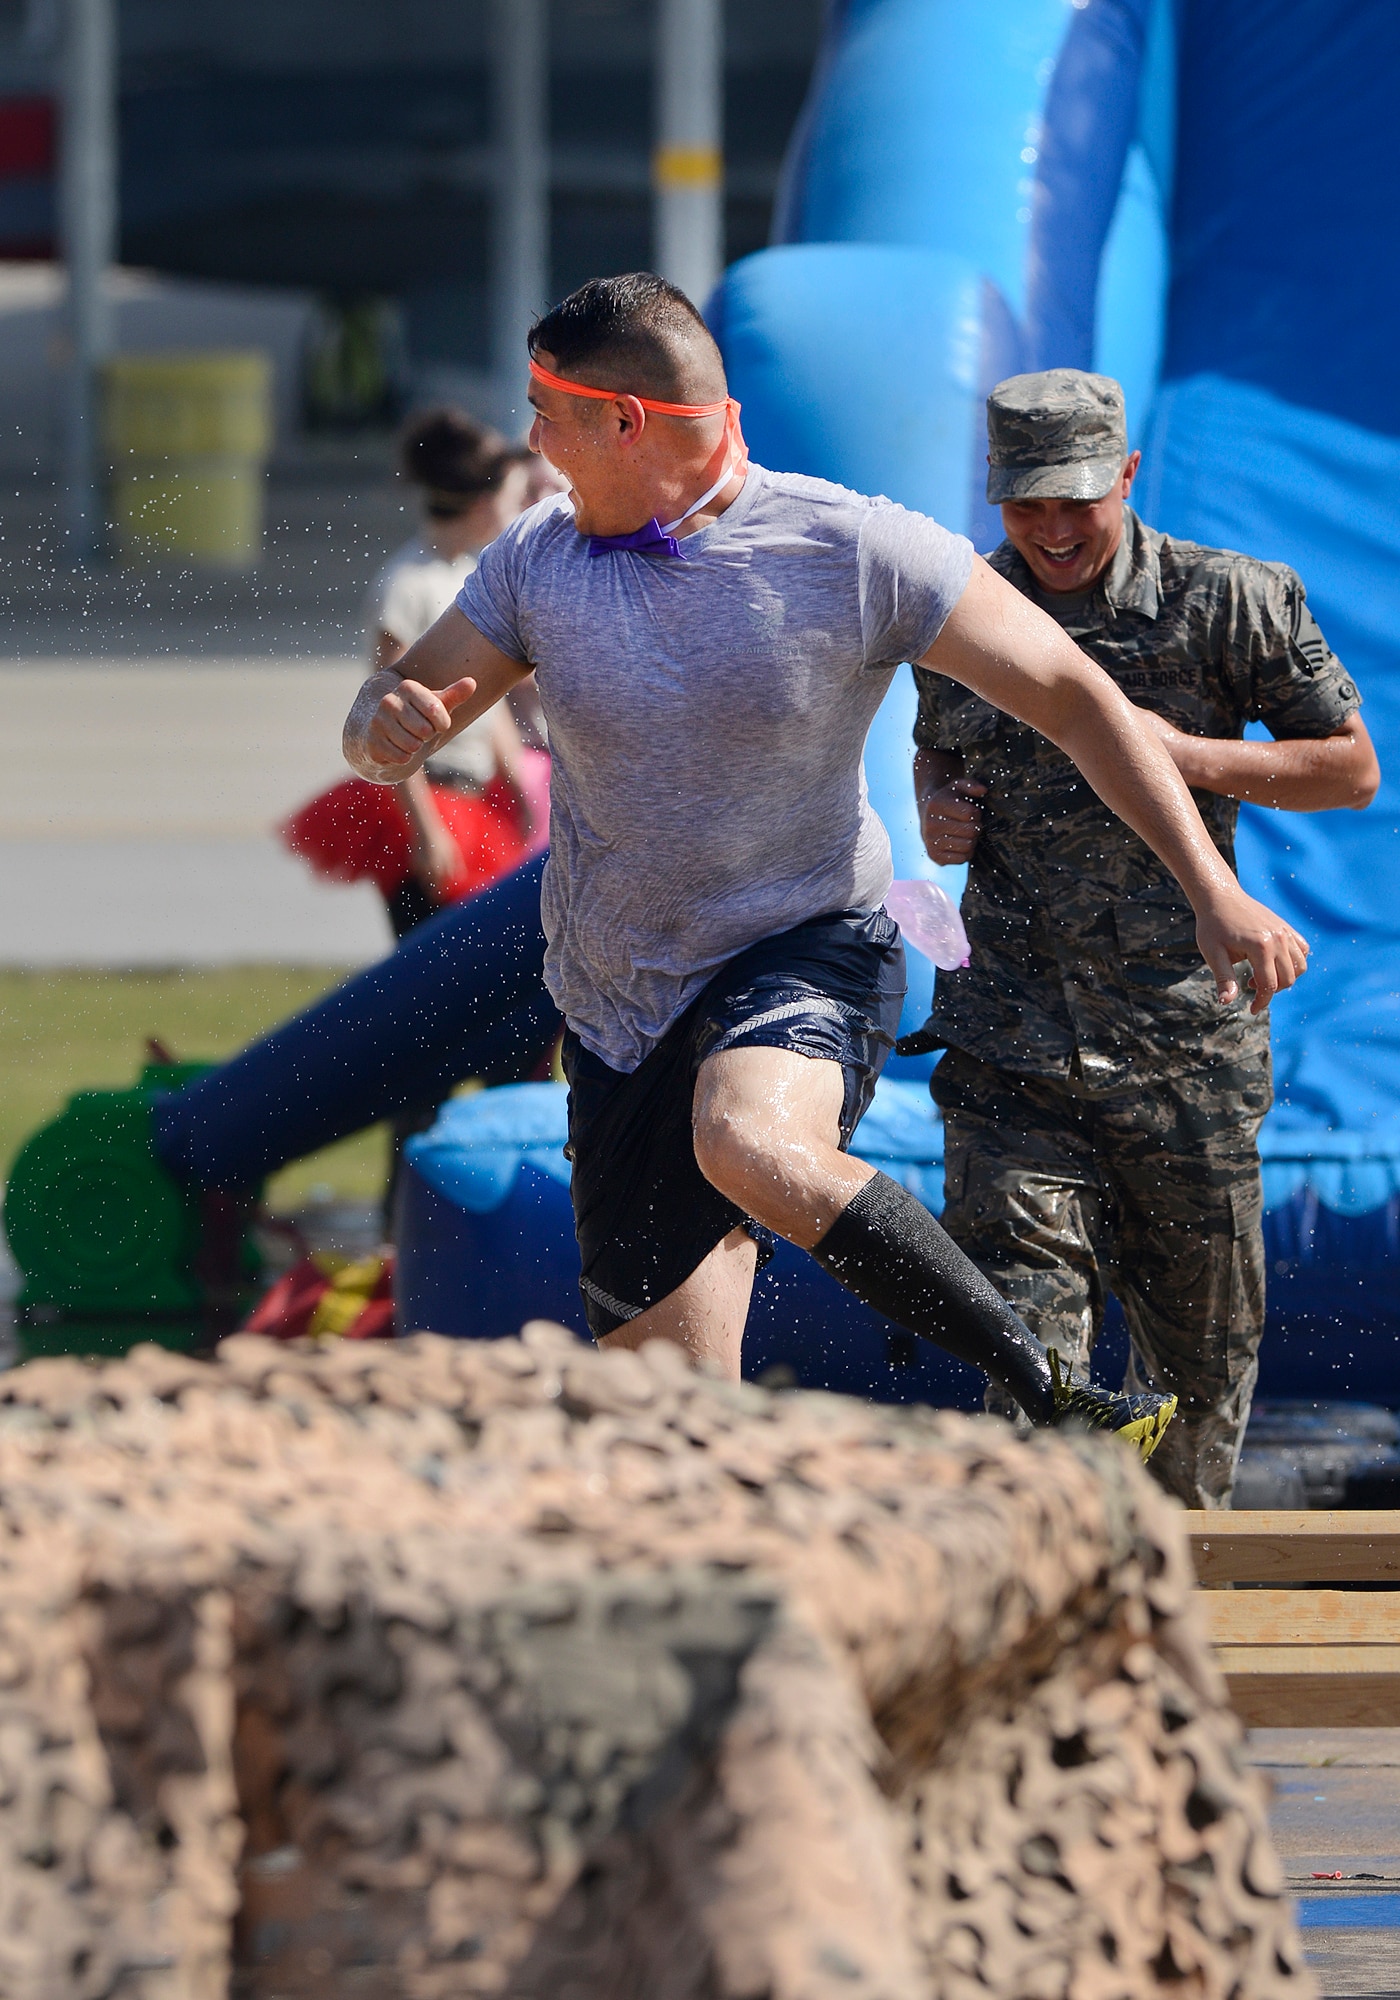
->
<box><xmin>336</xmin><ymin>1291</ymin><xmax>396</xmax><ymax>1340</ymax></box>
<box><xmin>241</xmin><ymin>1252</ymin><xmax>396</xmax><ymax>1342</ymax></box>
<box><xmin>243</xmin><ymin>1259</ymin><xmax>327</xmax><ymax>1339</ymax></box>
<box><xmin>0</xmin><ymin>98</ymin><xmax>54</xmax><ymax>176</ymax></box>
<box><xmin>0</xmin><ymin>98</ymin><xmax>56</xmax><ymax>259</ymax></box>
<box><xmin>281</xmin><ymin>769</ymin><xmax>541</xmax><ymax>904</ymax></box>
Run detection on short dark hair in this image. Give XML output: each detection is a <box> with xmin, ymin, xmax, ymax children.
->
<box><xmin>528</xmin><ymin>272</ymin><xmax>725</xmax><ymax>404</ymax></box>
<box><xmin>398</xmin><ymin>406</ymin><xmax>508</xmax><ymax>514</ymax></box>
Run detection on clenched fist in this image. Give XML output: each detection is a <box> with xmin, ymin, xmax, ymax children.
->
<box><xmin>351</xmin><ymin>673</ymin><xmax>479</xmax><ymax>782</ymax></box>
<box><xmin>918</xmin><ymin>774</ymin><xmax>987</xmax><ymax>866</ymax></box>
<box><xmin>1194</xmin><ymin>886</ymin><xmax>1310</xmax><ymax>1015</ymax></box>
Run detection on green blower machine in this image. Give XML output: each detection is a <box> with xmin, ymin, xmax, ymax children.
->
<box><xmin>3</xmin><ymin>1061</ymin><xmax>260</xmax><ymax>1360</ymax></box>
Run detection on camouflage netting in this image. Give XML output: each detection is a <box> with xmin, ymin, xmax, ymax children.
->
<box><xmin>0</xmin><ymin>1328</ymin><xmax>1310</xmax><ymax>2000</ymax></box>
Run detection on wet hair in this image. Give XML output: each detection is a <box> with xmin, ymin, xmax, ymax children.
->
<box><xmin>398</xmin><ymin>406</ymin><xmax>508</xmax><ymax>516</ymax></box>
<box><xmin>528</xmin><ymin>272</ymin><xmax>726</xmax><ymax>406</ymax></box>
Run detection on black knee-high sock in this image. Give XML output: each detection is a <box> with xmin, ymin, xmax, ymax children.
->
<box><xmin>810</xmin><ymin>1171</ymin><xmax>1055</xmax><ymax>1424</ymax></box>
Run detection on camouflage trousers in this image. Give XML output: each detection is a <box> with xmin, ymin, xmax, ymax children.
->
<box><xmin>932</xmin><ymin>1046</ymin><xmax>1272</xmax><ymax>1510</ymax></box>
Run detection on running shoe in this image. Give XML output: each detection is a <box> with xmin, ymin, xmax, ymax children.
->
<box><xmin>1047</xmin><ymin>1349</ymin><xmax>1177</xmax><ymax>1464</ymax></box>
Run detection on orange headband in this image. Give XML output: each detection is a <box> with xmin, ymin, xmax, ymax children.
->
<box><xmin>528</xmin><ymin>357</ymin><xmax>733</xmax><ymax>419</ymax></box>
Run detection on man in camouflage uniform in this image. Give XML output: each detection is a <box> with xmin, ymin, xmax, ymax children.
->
<box><xmin>909</xmin><ymin>369</ymin><xmax>1379</xmax><ymax>1507</ymax></box>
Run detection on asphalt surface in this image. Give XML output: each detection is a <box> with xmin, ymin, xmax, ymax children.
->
<box><xmin>0</xmin><ymin>458</ymin><xmax>409</xmax><ymax>965</ymax></box>
<box><xmin>1251</xmin><ymin>1729</ymin><xmax>1400</xmax><ymax>1998</ymax></box>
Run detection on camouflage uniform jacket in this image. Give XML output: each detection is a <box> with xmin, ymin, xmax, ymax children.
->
<box><xmin>910</xmin><ymin>508</ymin><xmax>1361</xmax><ymax>1089</ymax></box>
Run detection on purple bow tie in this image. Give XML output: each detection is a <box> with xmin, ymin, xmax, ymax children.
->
<box><xmin>588</xmin><ymin>518</ymin><xmax>687</xmax><ymax>559</ymax></box>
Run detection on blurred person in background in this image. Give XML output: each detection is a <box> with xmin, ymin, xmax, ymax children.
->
<box><xmin>512</xmin><ymin>439</ymin><xmax>572</xmax><ymax>510</ymax></box>
<box><xmin>284</xmin><ymin>408</ymin><xmax>550</xmax><ymax>939</ymax></box>
<box><xmin>283</xmin><ymin>408</ymin><xmax>557</xmax><ymax>1228</ymax></box>
<box><xmin>493</xmin><ymin>442</ymin><xmax>572</xmax><ymax>752</ymax></box>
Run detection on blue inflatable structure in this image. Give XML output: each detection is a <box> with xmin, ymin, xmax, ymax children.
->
<box><xmin>713</xmin><ymin>0</ymin><xmax>1400</xmax><ymax>1135</ymax></box>
<box><xmin>396</xmin><ymin>1080</ymin><xmax>1400</xmax><ymax>1406</ymax></box>
<box><xmin>700</xmin><ymin>0</ymin><xmax>1400</xmax><ymax>1386</ymax></box>
<box><xmin>152</xmin><ymin>855</ymin><xmax>556</xmax><ymax>1190</ymax></box>
<box><xmin>135</xmin><ymin>1</ymin><xmax>1400</xmax><ymax>1404</ymax></box>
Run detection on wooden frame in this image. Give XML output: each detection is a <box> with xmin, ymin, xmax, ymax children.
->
<box><xmin>1184</xmin><ymin>1512</ymin><xmax>1400</xmax><ymax>1726</ymax></box>
<box><xmin>1184</xmin><ymin>1511</ymin><xmax>1400</xmax><ymax>1587</ymax></box>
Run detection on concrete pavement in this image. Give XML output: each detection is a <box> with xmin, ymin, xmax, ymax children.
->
<box><xmin>0</xmin><ymin>661</ymin><xmax>391</xmax><ymax>963</ymax></box>
<box><xmin>0</xmin><ymin>384</ymin><xmax>418</xmax><ymax>963</ymax></box>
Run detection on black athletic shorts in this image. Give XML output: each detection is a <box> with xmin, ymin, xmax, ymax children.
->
<box><xmin>561</xmin><ymin>906</ymin><xmax>906</xmax><ymax>1339</ymax></box>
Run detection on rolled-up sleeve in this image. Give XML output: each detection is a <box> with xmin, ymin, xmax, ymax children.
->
<box><xmin>1229</xmin><ymin>563</ymin><xmax>1362</xmax><ymax>738</ymax></box>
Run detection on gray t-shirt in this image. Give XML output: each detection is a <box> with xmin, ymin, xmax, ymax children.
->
<box><xmin>457</xmin><ymin>465</ymin><xmax>973</xmax><ymax>1071</ymax></box>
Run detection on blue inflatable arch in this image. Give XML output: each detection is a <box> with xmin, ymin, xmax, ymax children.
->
<box><xmin>710</xmin><ymin>0</ymin><xmax>1400</xmax><ymax>1137</ymax></box>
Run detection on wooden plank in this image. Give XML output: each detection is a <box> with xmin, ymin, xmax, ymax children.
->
<box><xmin>1185</xmin><ymin>1511</ymin><xmax>1400</xmax><ymax>1585</ymax></box>
<box><xmin>1214</xmin><ymin>1643</ymin><xmax>1400</xmax><ymax>1676</ymax></box>
<box><xmin>1204</xmin><ymin>1590</ymin><xmax>1400</xmax><ymax>1645</ymax></box>
<box><xmin>1221</xmin><ymin>1668</ymin><xmax>1400</xmax><ymax>1729</ymax></box>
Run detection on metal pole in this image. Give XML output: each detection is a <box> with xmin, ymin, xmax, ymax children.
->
<box><xmin>654</xmin><ymin>0</ymin><xmax>722</xmax><ymax>306</ymax></box>
<box><xmin>491</xmin><ymin>0</ymin><xmax>548</xmax><ymax>434</ymax></box>
<box><xmin>58</xmin><ymin>0</ymin><xmax>117</xmax><ymax>564</ymax></box>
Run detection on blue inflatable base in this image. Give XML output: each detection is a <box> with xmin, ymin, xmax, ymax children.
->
<box><xmin>397</xmin><ymin>1157</ymin><xmax>1400</xmax><ymax>1409</ymax></box>
<box><xmin>395</xmin><ymin>1159</ymin><xmax>986</xmax><ymax>1410</ymax></box>
<box><xmin>396</xmin><ymin>1082</ymin><xmax>1400</xmax><ymax>1409</ymax></box>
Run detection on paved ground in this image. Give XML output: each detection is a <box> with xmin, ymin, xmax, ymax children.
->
<box><xmin>0</xmin><ymin>659</ymin><xmax>393</xmax><ymax>962</ymax></box>
<box><xmin>0</xmin><ymin>446</ymin><xmax>415</xmax><ymax>964</ymax></box>
<box><xmin>1250</xmin><ymin>1729</ymin><xmax>1400</xmax><ymax>1998</ymax></box>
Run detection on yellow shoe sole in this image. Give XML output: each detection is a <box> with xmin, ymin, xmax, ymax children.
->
<box><xmin>1113</xmin><ymin>1393</ymin><xmax>1178</xmax><ymax>1464</ymax></box>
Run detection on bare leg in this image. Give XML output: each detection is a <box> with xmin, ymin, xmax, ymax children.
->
<box><xmin>691</xmin><ymin>1044</ymin><xmax>1057</xmax><ymax>1422</ymax></box>
<box><xmin>598</xmin><ymin>1223</ymin><xmax>757</xmax><ymax>1380</ymax></box>
<box><xmin>691</xmin><ymin>1045</ymin><xmax>873</xmax><ymax>1246</ymax></box>
<box><xmin>596</xmin><ymin>1047</ymin><xmax>848</xmax><ymax>1379</ymax></box>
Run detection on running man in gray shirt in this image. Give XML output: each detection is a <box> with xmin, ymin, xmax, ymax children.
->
<box><xmin>344</xmin><ymin>273</ymin><xmax>1308</xmax><ymax>1458</ymax></box>
<box><xmin>456</xmin><ymin>456</ymin><xmax>970</xmax><ymax>1071</ymax></box>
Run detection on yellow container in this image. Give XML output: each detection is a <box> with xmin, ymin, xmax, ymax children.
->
<box><xmin>103</xmin><ymin>352</ymin><xmax>273</xmax><ymax>458</ymax></box>
<box><xmin>101</xmin><ymin>351</ymin><xmax>273</xmax><ymax>568</ymax></box>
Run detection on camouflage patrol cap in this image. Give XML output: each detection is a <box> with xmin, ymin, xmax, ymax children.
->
<box><xmin>986</xmin><ymin>368</ymin><xmax>1128</xmax><ymax>503</ymax></box>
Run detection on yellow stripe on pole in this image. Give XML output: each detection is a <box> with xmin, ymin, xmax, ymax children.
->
<box><xmin>653</xmin><ymin>144</ymin><xmax>722</xmax><ymax>191</ymax></box>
